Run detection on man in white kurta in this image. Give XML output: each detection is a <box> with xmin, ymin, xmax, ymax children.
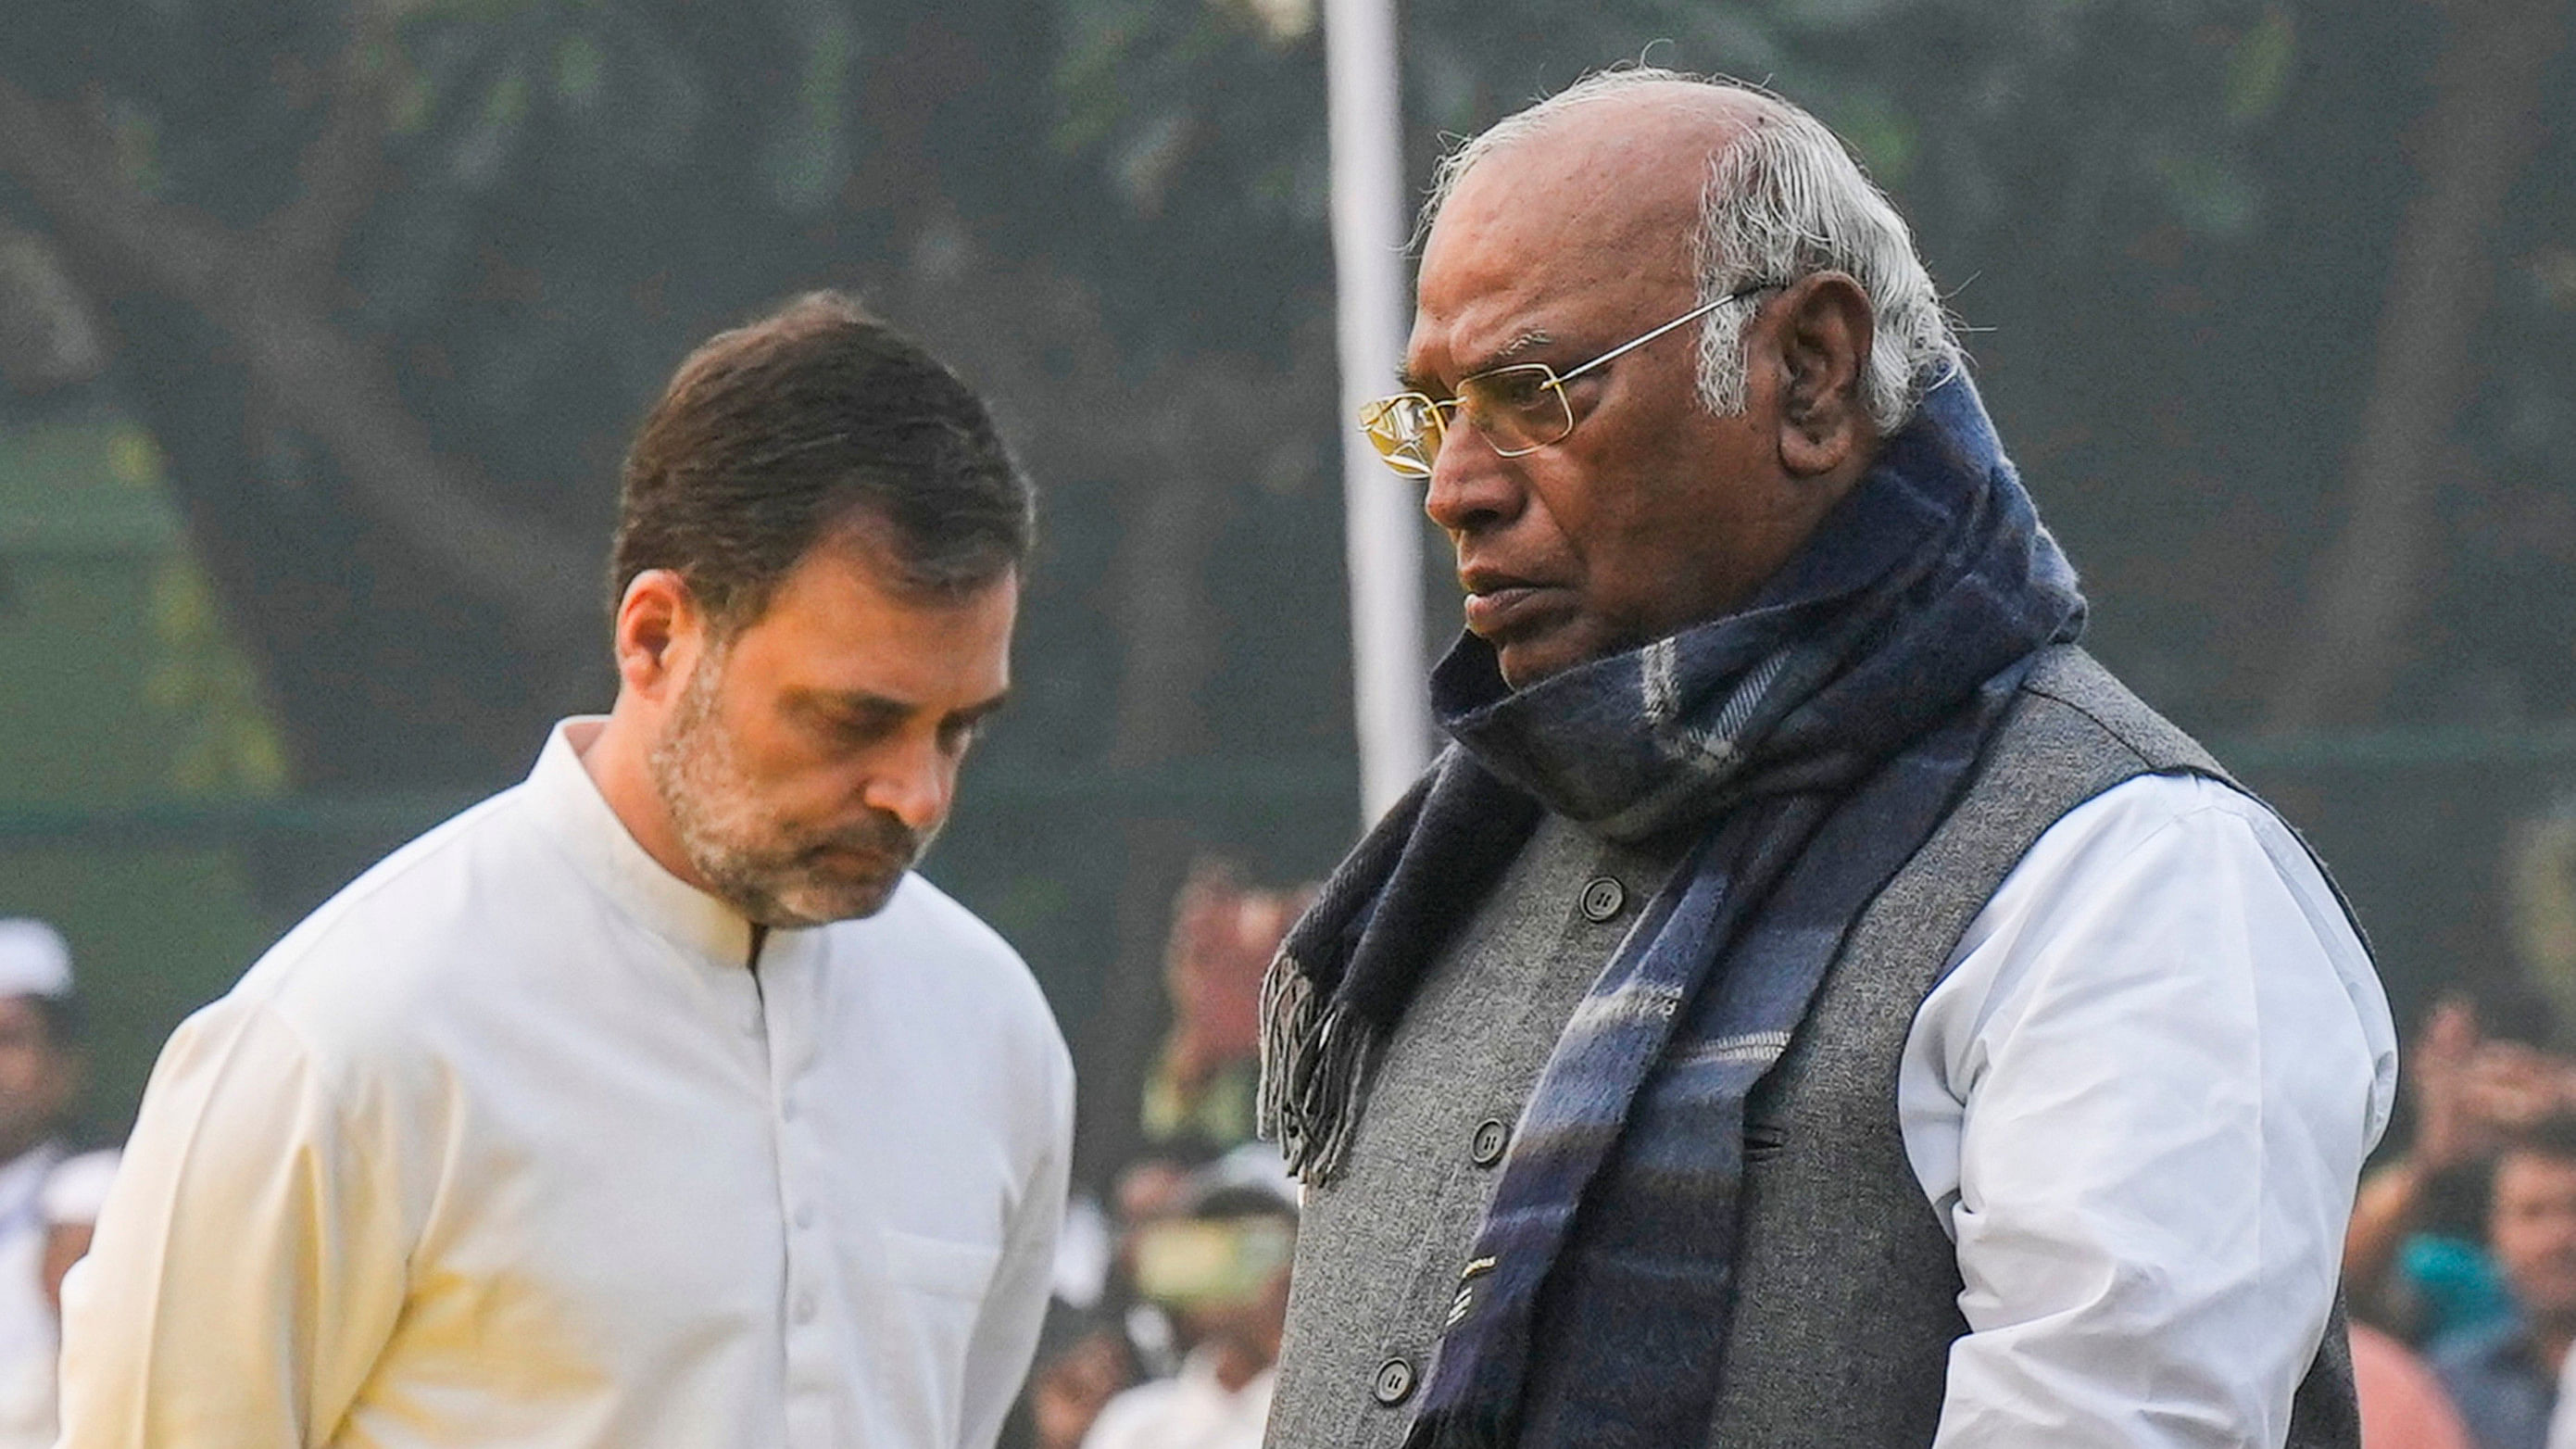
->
<box><xmin>57</xmin><ymin>292</ymin><xmax>1071</xmax><ymax>1449</ymax></box>
<box><xmin>60</xmin><ymin>722</ymin><xmax>1070</xmax><ymax>1447</ymax></box>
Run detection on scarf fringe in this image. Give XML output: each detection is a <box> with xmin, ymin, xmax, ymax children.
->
<box><xmin>1258</xmin><ymin>952</ymin><xmax>1382</xmax><ymax>1186</ymax></box>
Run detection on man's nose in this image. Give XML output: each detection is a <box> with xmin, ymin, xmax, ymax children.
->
<box><xmin>1420</xmin><ymin>422</ymin><xmax>1523</xmax><ymax>536</ymax></box>
<box><xmin>861</xmin><ymin>737</ymin><xmax>951</xmax><ymax>834</ymax></box>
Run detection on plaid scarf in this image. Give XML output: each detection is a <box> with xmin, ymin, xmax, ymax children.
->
<box><xmin>1258</xmin><ymin>372</ymin><xmax>2085</xmax><ymax>1448</ymax></box>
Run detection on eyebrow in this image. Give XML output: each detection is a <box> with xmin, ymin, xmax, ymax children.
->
<box><xmin>1398</xmin><ymin>328</ymin><xmax>1555</xmax><ymax>395</ymax></box>
<box><xmin>798</xmin><ymin>687</ymin><xmax>1011</xmax><ymax>727</ymax></box>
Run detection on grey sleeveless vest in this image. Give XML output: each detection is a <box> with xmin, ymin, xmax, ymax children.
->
<box><xmin>1263</xmin><ymin>646</ymin><xmax>2360</xmax><ymax>1447</ymax></box>
<box><xmin>1703</xmin><ymin>644</ymin><xmax>2357</xmax><ymax>1445</ymax></box>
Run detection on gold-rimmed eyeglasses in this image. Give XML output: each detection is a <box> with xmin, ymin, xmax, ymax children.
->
<box><xmin>1357</xmin><ymin>281</ymin><xmax>1780</xmax><ymax>479</ymax></box>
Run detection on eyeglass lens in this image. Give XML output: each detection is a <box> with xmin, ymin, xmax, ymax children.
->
<box><xmin>1460</xmin><ymin>366</ymin><xmax>1577</xmax><ymax>456</ymax></box>
<box><xmin>1363</xmin><ymin>367</ymin><xmax>1576</xmax><ymax>477</ymax></box>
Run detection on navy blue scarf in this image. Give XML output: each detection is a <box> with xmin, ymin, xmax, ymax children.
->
<box><xmin>1259</xmin><ymin>372</ymin><xmax>2085</xmax><ymax>1448</ymax></box>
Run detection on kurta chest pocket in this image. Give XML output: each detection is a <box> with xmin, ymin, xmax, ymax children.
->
<box><xmin>878</xmin><ymin>1228</ymin><xmax>1002</xmax><ymax>1299</ymax></box>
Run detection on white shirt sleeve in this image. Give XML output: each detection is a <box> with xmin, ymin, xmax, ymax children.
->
<box><xmin>1901</xmin><ymin>773</ymin><xmax>2397</xmax><ymax>1449</ymax></box>
<box><xmin>954</xmin><ymin>1042</ymin><xmax>1074</xmax><ymax>1449</ymax></box>
<box><xmin>56</xmin><ymin>997</ymin><xmax>409</xmax><ymax>1448</ymax></box>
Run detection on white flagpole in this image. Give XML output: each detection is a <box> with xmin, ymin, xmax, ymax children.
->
<box><xmin>1324</xmin><ymin>0</ymin><xmax>1432</xmax><ymax>824</ymax></box>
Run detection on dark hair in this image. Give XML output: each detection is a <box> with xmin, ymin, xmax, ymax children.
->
<box><xmin>25</xmin><ymin>991</ymin><xmax>81</xmax><ymax>1051</ymax></box>
<box><xmin>609</xmin><ymin>292</ymin><xmax>1033</xmax><ymax>628</ymax></box>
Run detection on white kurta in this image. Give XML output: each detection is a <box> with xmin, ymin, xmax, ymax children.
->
<box><xmin>57</xmin><ymin>720</ymin><xmax>1074</xmax><ymax>1449</ymax></box>
<box><xmin>1903</xmin><ymin>772</ymin><xmax>2398</xmax><ymax>1447</ymax></box>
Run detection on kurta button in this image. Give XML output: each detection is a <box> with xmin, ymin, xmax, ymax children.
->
<box><xmin>1470</xmin><ymin>1118</ymin><xmax>1509</xmax><ymax>1167</ymax></box>
<box><xmin>1373</xmin><ymin>1355</ymin><xmax>1416</xmax><ymax>1405</ymax></box>
<box><xmin>1579</xmin><ymin>876</ymin><xmax>1626</xmax><ymax>922</ymax></box>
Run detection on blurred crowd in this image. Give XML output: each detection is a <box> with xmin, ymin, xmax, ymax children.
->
<box><xmin>1017</xmin><ymin>1146</ymin><xmax>1295</xmax><ymax>1449</ymax></box>
<box><xmin>2344</xmin><ymin>988</ymin><xmax>2576</xmax><ymax>1449</ymax></box>
<box><xmin>1000</xmin><ymin>863</ymin><xmax>1310</xmax><ymax>1449</ymax></box>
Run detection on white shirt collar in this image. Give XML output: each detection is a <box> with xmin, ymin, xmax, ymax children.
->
<box><xmin>521</xmin><ymin>718</ymin><xmax>764</xmax><ymax>967</ymax></box>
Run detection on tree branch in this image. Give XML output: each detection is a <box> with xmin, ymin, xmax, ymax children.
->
<box><xmin>2265</xmin><ymin>0</ymin><xmax>2569</xmax><ymax>727</ymax></box>
<box><xmin>265</xmin><ymin>0</ymin><xmax>398</xmax><ymax>278</ymax></box>
<box><xmin>0</xmin><ymin>70</ymin><xmax>596</xmax><ymax>641</ymax></box>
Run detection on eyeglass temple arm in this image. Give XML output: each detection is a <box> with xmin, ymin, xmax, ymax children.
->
<box><xmin>1555</xmin><ymin>283</ymin><xmax>1774</xmax><ymax>384</ymax></box>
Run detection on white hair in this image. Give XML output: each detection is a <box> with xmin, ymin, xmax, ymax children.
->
<box><xmin>1424</xmin><ymin>68</ymin><xmax>1960</xmax><ymax>435</ymax></box>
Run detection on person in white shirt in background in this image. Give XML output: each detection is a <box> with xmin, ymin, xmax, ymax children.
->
<box><xmin>0</xmin><ymin>919</ymin><xmax>88</xmax><ymax>1449</ymax></box>
<box><xmin>1086</xmin><ymin>1152</ymin><xmax>1296</xmax><ymax>1449</ymax></box>
<box><xmin>0</xmin><ymin>1146</ymin><xmax>122</xmax><ymax>1449</ymax></box>
<box><xmin>57</xmin><ymin>291</ymin><xmax>1074</xmax><ymax>1449</ymax></box>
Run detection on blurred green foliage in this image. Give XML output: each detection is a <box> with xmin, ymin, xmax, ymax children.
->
<box><xmin>0</xmin><ymin>414</ymin><xmax>283</xmax><ymax>801</ymax></box>
<box><xmin>0</xmin><ymin>410</ymin><xmax>291</xmax><ymax>1127</ymax></box>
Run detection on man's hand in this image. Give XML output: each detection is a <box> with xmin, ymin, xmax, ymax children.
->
<box><xmin>2408</xmin><ymin>996</ymin><xmax>2483</xmax><ymax>1171</ymax></box>
<box><xmin>2346</xmin><ymin>993</ymin><xmax>2576</xmax><ymax>1303</ymax></box>
<box><xmin>2409</xmin><ymin>994</ymin><xmax>2576</xmax><ymax>1168</ymax></box>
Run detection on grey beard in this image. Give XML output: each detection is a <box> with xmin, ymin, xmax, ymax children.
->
<box><xmin>647</xmin><ymin>659</ymin><xmax>928</xmax><ymax>928</ymax></box>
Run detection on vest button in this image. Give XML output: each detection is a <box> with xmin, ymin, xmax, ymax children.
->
<box><xmin>1470</xmin><ymin>1118</ymin><xmax>1509</xmax><ymax>1167</ymax></box>
<box><xmin>1579</xmin><ymin>876</ymin><xmax>1626</xmax><ymax>922</ymax></box>
<box><xmin>1373</xmin><ymin>1354</ymin><xmax>1416</xmax><ymax>1405</ymax></box>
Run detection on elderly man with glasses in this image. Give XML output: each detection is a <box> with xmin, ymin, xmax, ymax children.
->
<box><xmin>1260</xmin><ymin>69</ymin><xmax>2396</xmax><ymax>1449</ymax></box>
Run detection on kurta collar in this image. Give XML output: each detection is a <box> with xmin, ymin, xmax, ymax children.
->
<box><xmin>522</xmin><ymin>717</ymin><xmax>764</xmax><ymax>968</ymax></box>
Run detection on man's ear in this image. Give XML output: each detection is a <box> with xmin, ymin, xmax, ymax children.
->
<box><xmin>611</xmin><ymin>569</ymin><xmax>703</xmax><ymax>699</ymax></box>
<box><xmin>1771</xmin><ymin>271</ymin><xmax>1877</xmax><ymax>480</ymax></box>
